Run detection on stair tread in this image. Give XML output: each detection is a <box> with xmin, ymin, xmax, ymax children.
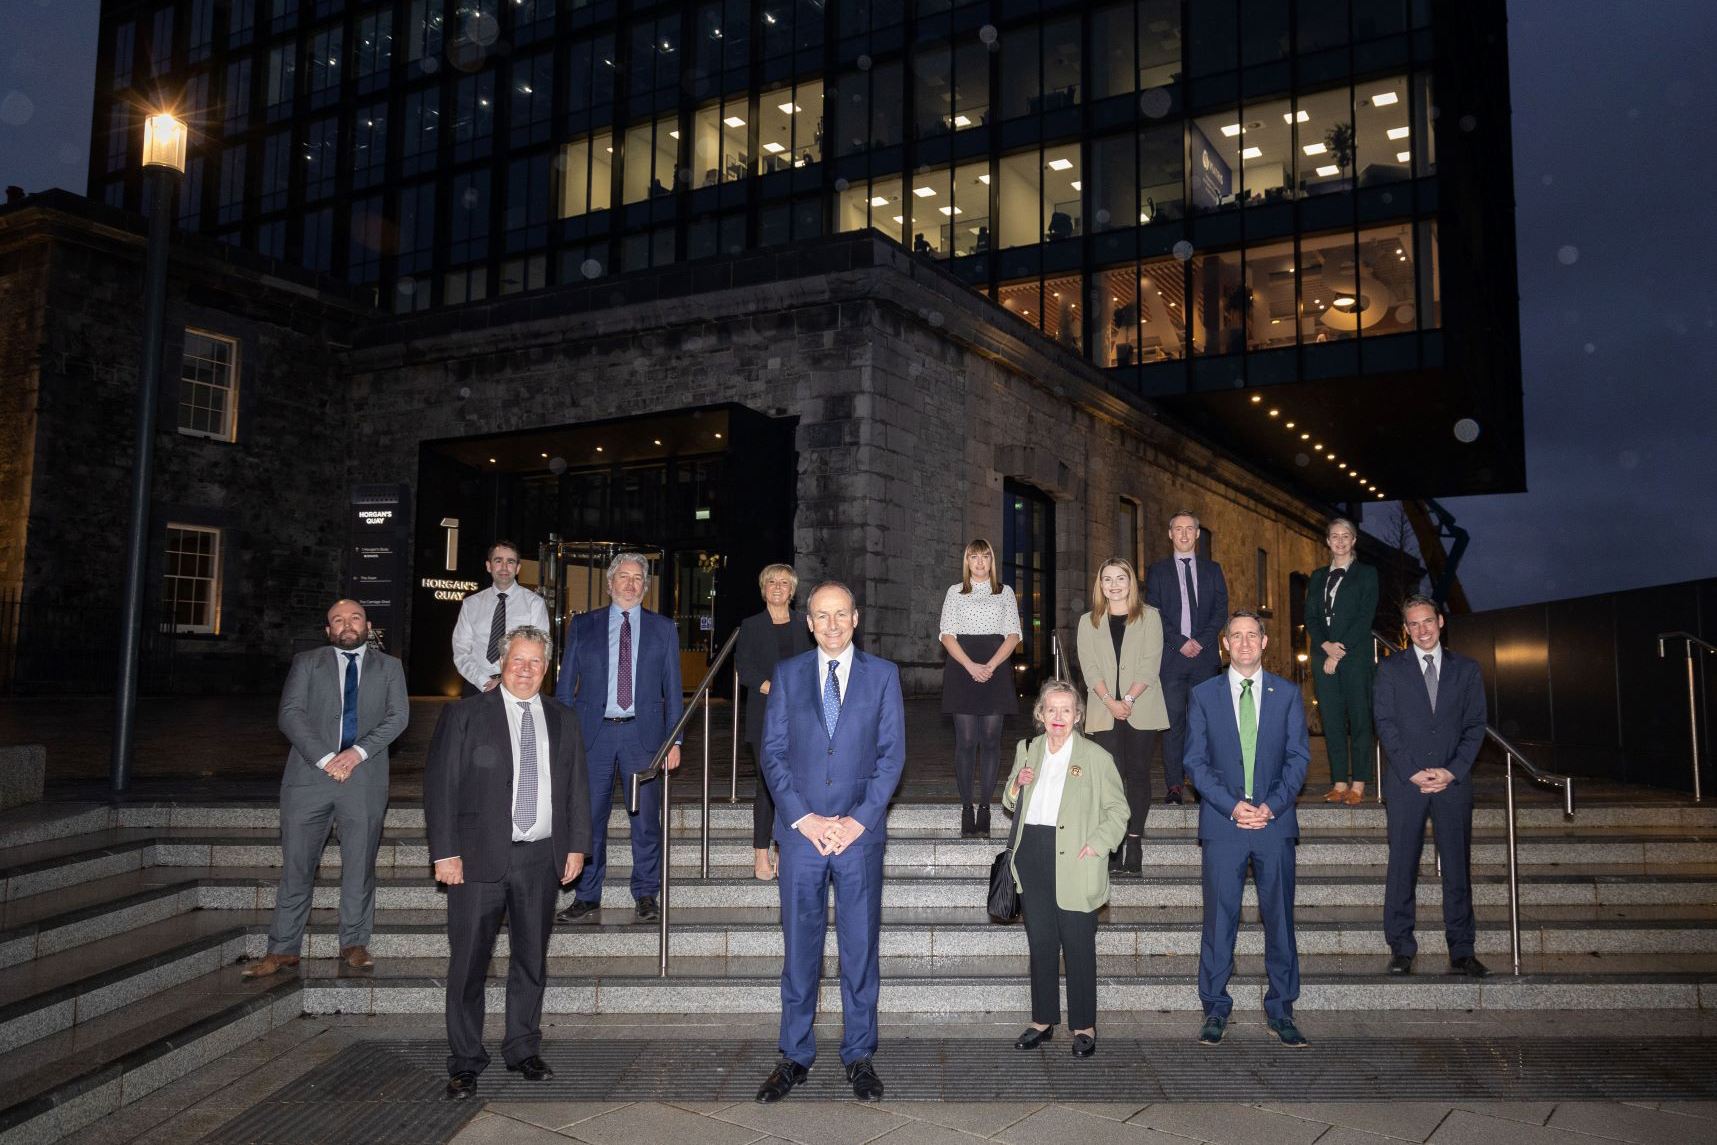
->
<box><xmin>0</xmin><ymin>912</ymin><xmax>246</xmax><ymax>1009</ymax></box>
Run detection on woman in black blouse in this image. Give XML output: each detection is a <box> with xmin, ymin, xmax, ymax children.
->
<box><xmin>735</xmin><ymin>563</ymin><xmax>813</xmax><ymax>879</ymax></box>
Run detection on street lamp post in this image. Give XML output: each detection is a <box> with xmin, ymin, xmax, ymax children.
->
<box><xmin>110</xmin><ymin>112</ymin><xmax>186</xmax><ymax>793</ymax></box>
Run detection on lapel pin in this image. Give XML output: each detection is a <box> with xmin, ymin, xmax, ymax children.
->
<box><xmin>1069</xmin><ymin>765</ymin><xmax>1082</xmax><ymax>777</ymax></box>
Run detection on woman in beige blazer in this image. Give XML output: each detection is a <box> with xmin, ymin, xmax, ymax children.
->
<box><xmin>1074</xmin><ymin>557</ymin><xmax>1169</xmax><ymax>874</ymax></box>
<box><xmin>1002</xmin><ymin>679</ymin><xmax>1129</xmax><ymax>1058</ymax></box>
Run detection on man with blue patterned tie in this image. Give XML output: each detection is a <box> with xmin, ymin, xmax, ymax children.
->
<box><xmin>1144</xmin><ymin>510</ymin><xmax>1229</xmax><ymax>805</ymax></box>
<box><xmin>754</xmin><ymin>582</ymin><xmax>906</xmax><ymax>1104</ymax></box>
<box><xmin>244</xmin><ymin>599</ymin><xmax>409</xmax><ymax>979</ymax></box>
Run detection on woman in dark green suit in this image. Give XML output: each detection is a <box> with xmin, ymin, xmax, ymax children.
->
<box><xmin>1001</xmin><ymin>679</ymin><xmax>1130</xmax><ymax>1058</ymax></box>
<box><xmin>1304</xmin><ymin>517</ymin><xmax>1379</xmax><ymax>803</ymax></box>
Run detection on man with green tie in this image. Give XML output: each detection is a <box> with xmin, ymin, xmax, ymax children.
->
<box><xmin>1182</xmin><ymin>611</ymin><xmax>1311</xmax><ymax>1048</ymax></box>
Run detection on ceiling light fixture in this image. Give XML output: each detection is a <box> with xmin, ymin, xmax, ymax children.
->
<box><xmin>1241</xmin><ymin>146</ymin><xmax>1262</xmax><ymax>160</ymax></box>
<box><xmin>1221</xmin><ymin>123</ymin><xmax>1242</xmax><ymax>136</ymax></box>
<box><xmin>1268</xmin><ymin>408</ymin><xmax>1279</xmax><ymax>417</ymax></box>
<box><xmin>869</xmin><ymin>195</ymin><xmax>889</xmax><ymax>206</ymax></box>
<box><xmin>723</xmin><ymin>115</ymin><xmax>746</xmax><ymax>127</ymax></box>
<box><xmin>778</xmin><ymin>102</ymin><xmax>800</xmax><ymax>114</ymax></box>
<box><xmin>1047</xmin><ymin>157</ymin><xmax>1073</xmax><ymax>171</ymax></box>
<box><xmin>1250</xmin><ymin>395</ymin><xmax>1262</xmax><ymax>404</ymax></box>
<box><xmin>1282</xmin><ymin>110</ymin><xmax>1309</xmax><ymax>124</ymax></box>
<box><xmin>953</xmin><ymin>114</ymin><xmax>971</xmax><ymax>127</ymax></box>
<box><xmin>1396</xmin><ymin>150</ymin><xmax>1411</xmax><ymax>162</ymax></box>
<box><xmin>1303</xmin><ymin>142</ymin><xmax>1327</xmax><ymax>156</ymax></box>
<box><xmin>913</xmin><ymin>186</ymin><xmax>936</xmax><ymax>197</ymax></box>
<box><xmin>1386</xmin><ymin>125</ymin><xmax>1411</xmax><ymax>140</ymax></box>
<box><xmin>1316</xmin><ymin>164</ymin><xmax>1340</xmax><ymax>177</ymax></box>
<box><xmin>763</xmin><ymin>141</ymin><xmax>785</xmax><ymax>153</ymax></box>
<box><xmin>1372</xmin><ymin>91</ymin><xmax>1400</xmax><ymax>106</ymax></box>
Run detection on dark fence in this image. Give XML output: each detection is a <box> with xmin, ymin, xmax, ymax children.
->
<box><xmin>1454</xmin><ymin>578</ymin><xmax>1716</xmax><ymax>792</ymax></box>
<box><xmin>0</xmin><ymin>592</ymin><xmax>179</xmax><ymax>696</ymax></box>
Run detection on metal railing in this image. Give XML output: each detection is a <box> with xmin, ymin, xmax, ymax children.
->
<box><xmin>1488</xmin><ymin>727</ymin><xmax>1575</xmax><ymax>976</ymax></box>
<box><xmin>1370</xmin><ymin>628</ymin><xmax>1407</xmax><ymax>804</ymax></box>
<box><xmin>1657</xmin><ymin>632</ymin><xmax>1715</xmax><ymax>802</ymax></box>
<box><xmin>626</xmin><ymin>627</ymin><xmax>743</xmax><ymax>976</ymax></box>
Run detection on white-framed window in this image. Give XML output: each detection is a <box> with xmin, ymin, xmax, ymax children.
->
<box><xmin>163</xmin><ymin>524</ymin><xmax>222</xmax><ymax>633</ymax></box>
<box><xmin>1117</xmin><ymin>496</ymin><xmax>1143</xmax><ymax>571</ymax></box>
<box><xmin>1256</xmin><ymin>546</ymin><xmax>1273</xmax><ymax>615</ymax></box>
<box><xmin>178</xmin><ymin>330</ymin><xmax>239</xmax><ymax>440</ymax></box>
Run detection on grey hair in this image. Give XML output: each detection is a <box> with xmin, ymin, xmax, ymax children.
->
<box><xmin>503</xmin><ymin>624</ymin><xmax>553</xmax><ymax>662</ymax></box>
<box><xmin>606</xmin><ymin>552</ymin><xmax>650</xmax><ymax>591</ymax></box>
<box><xmin>1401</xmin><ymin>593</ymin><xmax>1439</xmax><ymax>618</ymax></box>
<box><xmin>1031</xmin><ymin>678</ymin><xmax>1085</xmax><ymax>729</ymax></box>
<box><xmin>1223</xmin><ymin>610</ymin><xmax>1267</xmax><ymax>639</ymax></box>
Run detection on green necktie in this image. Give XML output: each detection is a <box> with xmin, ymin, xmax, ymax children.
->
<box><xmin>1239</xmin><ymin>677</ymin><xmax>1257</xmax><ymax>799</ymax></box>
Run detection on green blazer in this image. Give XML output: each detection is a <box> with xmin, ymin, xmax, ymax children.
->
<box><xmin>1304</xmin><ymin>561</ymin><xmax>1379</xmax><ymax>676</ymax></box>
<box><xmin>1001</xmin><ymin>733</ymin><xmax>1130</xmax><ymax>913</ymax></box>
<box><xmin>1075</xmin><ymin>605</ymin><xmax>1170</xmax><ymax>733</ymax></box>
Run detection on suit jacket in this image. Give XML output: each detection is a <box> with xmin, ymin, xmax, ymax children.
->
<box><xmin>554</xmin><ymin>605</ymin><xmax>684</xmax><ymax>756</ymax></box>
<box><xmin>1144</xmin><ymin>554</ymin><xmax>1228</xmax><ymax>672</ymax></box>
<box><xmin>1001</xmin><ymin>733</ymin><xmax>1129</xmax><ymax>912</ymax></box>
<box><xmin>736</xmin><ymin>607</ymin><xmax>812</xmax><ymax>750</ymax></box>
<box><xmin>277</xmin><ymin>645</ymin><xmax>409</xmax><ymax>788</ymax></box>
<box><xmin>759</xmin><ymin>648</ymin><xmax>906</xmax><ymax>842</ymax></box>
<box><xmin>1305</xmin><ymin>561</ymin><xmax>1380</xmax><ymax>673</ymax></box>
<box><xmin>423</xmin><ymin>687</ymin><xmax>592</xmax><ymax>883</ymax></box>
<box><xmin>1373</xmin><ymin>646</ymin><xmax>1487</xmax><ymax>784</ymax></box>
<box><xmin>1184</xmin><ymin>669</ymin><xmax>1310</xmax><ymax>842</ymax></box>
<box><xmin>1075</xmin><ymin>606</ymin><xmax>1170</xmax><ymax>732</ymax></box>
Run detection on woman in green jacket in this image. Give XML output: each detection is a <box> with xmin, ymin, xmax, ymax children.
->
<box><xmin>1001</xmin><ymin>679</ymin><xmax>1130</xmax><ymax>1059</ymax></box>
<box><xmin>1303</xmin><ymin>517</ymin><xmax>1380</xmax><ymax>803</ymax></box>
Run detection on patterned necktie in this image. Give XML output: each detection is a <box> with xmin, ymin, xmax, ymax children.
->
<box><xmin>339</xmin><ymin>652</ymin><xmax>358</xmax><ymax>752</ymax></box>
<box><xmin>1179</xmin><ymin>558</ymin><xmax>1196</xmax><ymax>639</ymax></box>
<box><xmin>513</xmin><ymin>701</ymin><xmax>538</xmax><ymax>834</ymax></box>
<box><xmin>487</xmin><ymin>592</ymin><xmax>508</xmax><ymax>665</ymax></box>
<box><xmin>1239</xmin><ymin>677</ymin><xmax>1257</xmax><ymax>799</ymax></box>
<box><xmin>616</xmin><ymin>610</ymin><xmax>634</xmax><ymax>710</ymax></box>
<box><xmin>1423</xmin><ymin>653</ymin><xmax>1439</xmax><ymax>713</ymax></box>
<box><xmin>822</xmin><ymin>659</ymin><xmax>842</xmax><ymax>738</ymax></box>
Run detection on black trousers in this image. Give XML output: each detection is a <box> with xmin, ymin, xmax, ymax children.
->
<box><xmin>748</xmin><ymin>739</ymin><xmax>776</xmax><ymax>850</ymax></box>
<box><xmin>1091</xmin><ymin>723</ymin><xmax>1156</xmax><ymax>835</ymax></box>
<box><xmin>1015</xmin><ymin>824</ymin><xmax>1099</xmax><ymax>1030</ymax></box>
<box><xmin>444</xmin><ymin>836</ymin><xmax>558</xmax><ymax>1077</ymax></box>
<box><xmin>1384</xmin><ymin>771</ymin><xmax>1476</xmax><ymax>959</ymax></box>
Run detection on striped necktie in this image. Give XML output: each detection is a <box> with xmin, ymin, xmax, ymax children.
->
<box><xmin>487</xmin><ymin>592</ymin><xmax>508</xmax><ymax>665</ymax></box>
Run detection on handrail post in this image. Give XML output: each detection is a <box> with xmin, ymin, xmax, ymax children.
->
<box><xmin>1685</xmin><ymin>642</ymin><xmax>1703</xmax><ymax>803</ymax></box>
<box><xmin>659</xmin><ymin>756</ymin><xmax>671</xmax><ymax>977</ymax></box>
<box><xmin>701</xmin><ymin>696</ymin><xmax>712</xmax><ymax>878</ymax></box>
<box><xmin>730</xmin><ymin>665</ymin><xmax>741</xmax><ymax>803</ymax></box>
<box><xmin>1505</xmin><ymin>751</ymin><xmax>1521</xmax><ymax>976</ymax></box>
<box><xmin>1373</xmin><ymin>634</ymin><xmax>1386</xmax><ymax>804</ymax></box>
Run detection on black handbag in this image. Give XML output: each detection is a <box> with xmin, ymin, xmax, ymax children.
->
<box><xmin>987</xmin><ymin>800</ymin><xmax>1027</xmax><ymax>921</ymax></box>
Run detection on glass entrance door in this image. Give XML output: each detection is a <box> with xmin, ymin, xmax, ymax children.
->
<box><xmin>1002</xmin><ymin>479</ymin><xmax>1056</xmax><ymax>693</ymax></box>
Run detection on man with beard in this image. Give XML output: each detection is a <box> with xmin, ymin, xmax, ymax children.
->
<box><xmin>244</xmin><ymin>599</ymin><xmax>410</xmax><ymax>978</ymax></box>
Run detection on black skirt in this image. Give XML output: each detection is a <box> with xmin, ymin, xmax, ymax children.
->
<box><xmin>942</xmin><ymin>633</ymin><xmax>1019</xmax><ymax>715</ymax></box>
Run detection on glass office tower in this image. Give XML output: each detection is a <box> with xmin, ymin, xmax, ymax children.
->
<box><xmin>91</xmin><ymin>0</ymin><xmax>1523</xmax><ymax>502</ymax></box>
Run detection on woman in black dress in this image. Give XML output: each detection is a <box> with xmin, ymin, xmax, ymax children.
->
<box><xmin>735</xmin><ymin>563</ymin><xmax>812</xmax><ymax>879</ymax></box>
<box><xmin>939</xmin><ymin>538</ymin><xmax>1022</xmax><ymax>837</ymax></box>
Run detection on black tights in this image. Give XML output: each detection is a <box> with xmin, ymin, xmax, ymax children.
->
<box><xmin>952</xmin><ymin>713</ymin><xmax>1004</xmax><ymax>806</ymax></box>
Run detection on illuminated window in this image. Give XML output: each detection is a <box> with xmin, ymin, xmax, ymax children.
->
<box><xmin>163</xmin><ymin>525</ymin><xmax>222</xmax><ymax>634</ymax></box>
<box><xmin>559</xmin><ymin>132</ymin><xmax>614</xmax><ymax>217</ymax></box>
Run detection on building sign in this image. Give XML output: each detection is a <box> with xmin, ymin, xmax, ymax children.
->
<box><xmin>345</xmin><ymin>484</ymin><xmax>411</xmax><ymax>653</ymax></box>
<box><xmin>1189</xmin><ymin>122</ymin><xmax>1232</xmax><ymax>212</ymax></box>
<box><xmin>421</xmin><ymin>577</ymin><xmax>480</xmax><ymax>602</ymax></box>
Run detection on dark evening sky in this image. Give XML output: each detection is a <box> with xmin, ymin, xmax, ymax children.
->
<box><xmin>2</xmin><ymin>0</ymin><xmax>1713</xmax><ymax>611</ymax></box>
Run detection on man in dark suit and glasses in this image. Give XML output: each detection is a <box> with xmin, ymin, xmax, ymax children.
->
<box><xmin>753</xmin><ymin>582</ymin><xmax>906</xmax><ymax>1104</ymax></box>
<box><xmin>427</xmin><ymin>626</ymin><xmax>591</xmax><ymax>1100</ymax></box>
<box><xmin>244</xmin><ymin>599</ymin><xmax>408</xmax><ymax>979</ymax></box>
<box><xmin>1374</xmin><ymin>595</ymin><xmax>1490</xmax><ymax>978</ymax></box>
<box><xmin>1144</xmin><ymin>510</ymin><xmax>1229</xmax><ymax>804</ymax></box>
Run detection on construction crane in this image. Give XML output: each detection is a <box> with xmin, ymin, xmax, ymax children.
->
<box><xmin>1402</xmin><ymin>498</ymin><xmax>1471</xmax><ymax>615</ymax></box>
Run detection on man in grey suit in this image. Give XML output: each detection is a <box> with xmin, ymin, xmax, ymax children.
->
<box><xmin>244</xmin><ymin>599</ymin><xmax>410</xmax><ymax>978</ymax></box>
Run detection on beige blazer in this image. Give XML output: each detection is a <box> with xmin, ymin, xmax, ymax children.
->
<box><xmin>1074</xmin><ymin>605</ymin><xmax>1169</xmax><ymax>733</ymax></box>
<box><xmin>1002</xmin><ymin>734</ymin><xmax>1129</xmax><ymax>913</ymax></box>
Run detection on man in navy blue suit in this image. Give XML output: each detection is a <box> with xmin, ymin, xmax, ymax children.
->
<box><xmin>1184</xmin><ymin>611</ymin><xmax>1310</xmax><ymax>1047</ymax></box>
<box><xmin>753</xmin><ymin>581</ymin><xmax>905</xmax><ymax>1104</ymax></box>
<box><xmin>1374</xmin><ymin>595</ymin><xmax>1490</xmax><ymax>978</ymax></box>
<box><xmin>553</xmin><ymin>553</ymin><xmax>683</xmax><ymax>925</ymax></box>
<box><xmin>1145</xmin><ymin>510</ymin><xmax>1228</xmax><ymax>804</ymax></box>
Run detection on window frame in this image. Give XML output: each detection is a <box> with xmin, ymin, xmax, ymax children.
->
<box><xmin>176</xmin><ymin>329</ymin><xmax>241</xmax><ymax>442</ymax></box>
<box><xmin>162</xmin><ymin>523</ymin><xmax>224</xmax><ymax>635</ymax></box>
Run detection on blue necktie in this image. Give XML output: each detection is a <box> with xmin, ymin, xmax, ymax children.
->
<box><xmin>822</xmin><ymin>659</ymin><xmax>842</xmax><ymax>738</ymax></box>
<box><xmin>339</xmin><ymin>652</ymin><xmax>358</xmax><ymax>752</ymax></box>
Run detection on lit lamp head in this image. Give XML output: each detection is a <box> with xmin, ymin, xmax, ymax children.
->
<box><xmin>142</xmin><ymin>112</ymin><xmax>187</xmax><ymax>173</ymax></box>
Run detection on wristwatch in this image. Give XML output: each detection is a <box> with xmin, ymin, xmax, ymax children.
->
<box><xmin>1120</xmin><ymin>694</ymin><xmax>1135</xmax><ymax>707</ymax></box>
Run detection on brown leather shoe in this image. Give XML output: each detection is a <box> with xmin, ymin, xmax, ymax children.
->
<box><xmin>1342</xmin><ymin>788</ymin><xmax>1366</xmax><ymax>805</ymax></box>
<box><xmin>339</xmin><ymin>945</ymin><xmax>376</xmax><ymax>968</ymax></box>
<box><xmin>241</xmin><ymin>953</ymin><xmax>301</xmax><ymax>979</ymax></box>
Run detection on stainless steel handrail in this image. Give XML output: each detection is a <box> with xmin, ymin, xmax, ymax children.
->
<box><xmin>626</xmin><ymin>626</ymin><xmax>743</xmax><ymax>976</ymax></box>
<box><xmin>1657</xmin><ymin>632</ymin><xmax>1715</xmax><ymax>802</ymax></box>
<box><xmin>1485</xmin><ymin>725</ymin><xmax>1575</xmax><ymax>976</ymax></box>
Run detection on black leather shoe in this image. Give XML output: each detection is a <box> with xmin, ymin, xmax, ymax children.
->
<box><xmin>1108</xmin><ymin>848</ymin><xmax>1124</xmax><ymax>873</ymax></box>
<box><xmin>1165</xmin><ymin>785</ymin><xmax>1184</xmax><ymax>806</ymax></box>
<box><xmin>445</xmin><ymin>1072</ymin><xmax>478</xmax><ymax>1100</ymax></box>
<box><xmin>1198</xmin><ymin>1013</ymin><xmax>1226</xmax><ymax>1045</ymax></box>
<box><xmin>1449</xmin><ymin>955</ymin><xmax>1490</xmax><ymax>978</ymax></box>
<box><xmin>1387</xmin><ymin>954</ymin><xmax>1414</xmax><ymax>975</ymax></box>
<box><xmin>1123</xmin><ymin>835</ymin><xmax>1143</xmax><ymax>874</ymax></box>
<box><xmin>635</xmin><ymin>895</ymin><xmax>660</xmax><ymax>922</ymax></box>
<box><xmin>960</xmin><ymin>804</ymin><xmax>976</xmax><ymax>837</ymax></box>
<box><xmin>1071</xmin><ymin>1033</ymin><xmax>1096</xmax><ymax>1058</ymax></box>
<box><xmin>556</xmin><ymin>899</ymin><xmax>600</xmax><ymax>924</ymax></box>
<box><xmin>846</xmin><ymin>1057</ymin><xmax>884</xmax><ymax>1101</ymax></box>
<box><xmin>1014</xmin><ymin>1026</ymin><xmax>1055</xmax><ymax>1049</ymax></box>
<box><xmin>505</xmin><ymin>1054</ymin><xmax>554</xmax><ymax>1081</ymax></box>
<box><xmin>975</xmin><ymin>804</ymin><xmax>991</xmax><ymax>837</ymax></box>
<box><xmin>755</xmin><ymin>1058</ymin><xmax>810</xmax><ymax>1103</ymax></box>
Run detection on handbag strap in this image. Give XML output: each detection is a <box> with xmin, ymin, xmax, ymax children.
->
<box><xmin>1001</xmin><ymin>783</ymin><xmax>1028</xmax><ymax>855</ymax></box>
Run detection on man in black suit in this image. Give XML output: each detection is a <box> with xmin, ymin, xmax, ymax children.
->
<box><xmin>1144</xmin><ymin>510</ymin><xmax>1228</xmax><ymax>804</ymax></box>
<box><xmin>426</xmin><ymin>625</ymin><xmax>591</xmax><ymax>1100</ymax></box>
<box><xmin>1373</xmin><ymin>595</ymin><xmax>1489</xmax><ymax>977</ymax></box>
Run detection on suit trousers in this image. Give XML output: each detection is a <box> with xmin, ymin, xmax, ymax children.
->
<box><xmin>573</xmin><ymin>720</ymin><xmax>662</xmax><ymax>901</ymax></box>
<box><xmin>1158</xmin><ymin>657</ymin><xmax>1215</xmax><ymax>792</ymax></box>
<box><xmin>1313</xmin><ymin>660</ymin><xmax>1374</xmax><ymax>783</ymax></box>
<box><xmin>1015</xmin><ymin>824</ymin><xmax>1100</xmax><ymax>1030</ymax></box>
<box><xmin>748</xmin><ymin>739</ymin><xmax>777</xmax><ymax>851</ymax></box>
<box><xmin>1384</xmin><ymin>771</ymin><xmax>1476</xmax><ymax>959</ymax></box>
<box><xmin>776</xmin><ymin>832</ymin><xmax>884</xmax><ymax>1068</ymax></box>
<box><xmin>267</xmin><ymin>778</ymin><xmax>387</xmax><ymax>954</ymax></box>
<box><xmin>444</xmin><ymin>837</ymin><xmax>558</xmax><ymax>1076</ymax></box>
<box><xmin>1198</xmin><ymin>834</ymin><xmax>1300</xmax><ymax>1021</ymax></box>
<box><xmin>1091</xmin><ymin>724</ymin><xmax>1156</xmax><ymax>835</ymax></box>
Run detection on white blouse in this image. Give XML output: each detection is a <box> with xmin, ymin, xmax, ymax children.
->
<box><xmin>938</xmin><ymin>582</ymin><xmax>1023</xmax><ymax>639</ymax></box>
<box><xmin>1024</xmin><ymin>736</ymin><xmax>1075</xmax><ymax>826</ymax></box>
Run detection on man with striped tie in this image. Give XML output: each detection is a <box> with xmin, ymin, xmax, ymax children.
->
<box><xmin>427</xmin><ymin>625</ymin><xmax>590</xmax><ymax>1101</ymax></box>
<box><xmin>451</xmin><ymin>540</ymin><xmax>552</xmax><ymax>695</ymax></box>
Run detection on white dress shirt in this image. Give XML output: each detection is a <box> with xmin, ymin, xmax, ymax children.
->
<box><xmin>316</xmin><ymin>644</ymin><xmax>369</xmax><ymax>770</ymax></box>
<box><xmin>1417</xmin><ymin>642</ymin><xmax>1443</xmax><ymax>678</ymax></box>
<box><xmin>504</xmin><ymin>689</ymin><xmax>554</xmax><ymax>843</ymax></box>
<box><xmin>1023</xmin><ymin>735</ymin><xmax>1075</xmax><ymax>826</ymax></box>
<box><xmin>451</xmin><ymin>582</ymin><xmax>552</xmax><ymax>688</ymax></box>
<box><xmin>1226</xmin><ymin>665</ymin><xmax>1269</xmax><ymax>810</ymax></box>
<box><xmin>788</xmin><ymin>643</ymin><xmax>855</xmax><ymax>831</ymax></box>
